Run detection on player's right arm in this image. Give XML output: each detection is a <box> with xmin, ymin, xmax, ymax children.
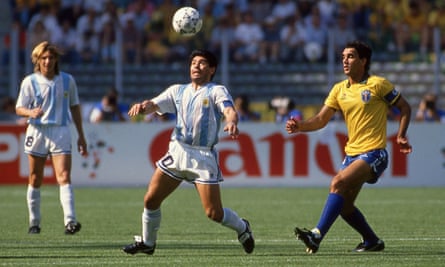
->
<box><xmin>286</xmin><ymin>105</ymin><xmax>335</xmax><ymax>134</ymax></box>
<box><xmin>128</xmin><ymin>100</ymin><xmax>159</xmax><ymax>117</ymax></box>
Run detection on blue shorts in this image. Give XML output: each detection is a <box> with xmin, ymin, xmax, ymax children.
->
<box><xmin>341</xmin><ymin>149</ymin><xmax>388</xmax><ymax>184</ymax></box>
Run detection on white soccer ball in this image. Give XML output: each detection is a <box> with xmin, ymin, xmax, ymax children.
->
<box><xmin>172</xmin><ymin>7</ymin><xmax>203</xmax><ymax>36</ymax></box>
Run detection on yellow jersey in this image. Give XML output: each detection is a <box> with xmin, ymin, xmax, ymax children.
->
<box><xmin>325</xmin><ymin>75</ymin><xmax>400</xmax><ymax>155</ymax></box>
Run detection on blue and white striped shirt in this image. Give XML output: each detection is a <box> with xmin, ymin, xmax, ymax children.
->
<box><xmin>152</xmin><ymin>82</ymin><xmax>234</xmax><ymax>148</ymax></box>
<box><xmin>16</xmin><ymin>72</ymin><xmax>79</xmax><ymax>126</ymax></box>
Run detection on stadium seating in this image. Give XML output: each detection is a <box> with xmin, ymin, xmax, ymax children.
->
<box><xmin>1</xmin><ymin>61</ymin><xmax>443</xmax><ymax>120</ymax></box>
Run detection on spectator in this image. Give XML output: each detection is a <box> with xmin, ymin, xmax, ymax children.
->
<box><xmin>395</xmin><ymin>0</ymin><xmax>429</xmax><ymax>56</ymax></box>
<box><xmin>191</xmin><ymin>2</ymin><xmax>216</xmax><ymax>50</ymax></box>
<box><xmin>415</xmin><ymin>92</ymin><xmax>445</xmax><ymax>122</ymax></box>
<box><xmin>143</xmin><ymin>10</ymin><xmax>174</xmax><ymax>63</ymax></box>
<box><xmin>209</xmin><ymin>16</ymin><xmax>237</xmax><ymax>60</ymax></box>
<box><xmin>270</xmin><ymin>0</ymin><xmax>298</xmax><ymax>26</ymax></box>
<box><xmin>57</xmin><ymin>1</ymin><xmax>84</xmax><ymax>29</ymax></box>
<box><xmin>378</xmin><ymin>0</ymin><xmax>408</xmax><ymax>53</ymax></box>
<box><xmin>27</xmin><ymin>3</ymin><xmax>60</xmax><ymax>36</ymax></box>
<box><xmin>75</xmin><ymin>29</ymin><xmax>100</xmax><ymax>64</ymax></box>
<box><xmin>10</xmin><ymin>0</ymin><xmax>39</xmax><ymax>28</ymax></box>
<box><xmin>120</xmin><ymin>14</ymin><xmax>143</xmax><ymax>64</ymax></box>
<box><xmin>2</xmin><ymin>19</ymin><xmax>26</xmax><ymax>67</ymax></box>
<box><xmin>350</xmin><ymin>3</ymin><xmax>372</xmax><ymax>43</ymax></box>
<box><xmin>89</xmin><ymin>89</ymin><xmax>128</xmax><ymax>123</ymax></box>
<box><xmin>157</xmin><ymin>0</ymin><xmax>179</xmax><ymax>39</ymax></box>
<box><xmin>270</xmin><ymin>96</ymin><xmax>303</xmax><ymax>123</ymax></box>
<box><xmin>249</xmin><ymin>0</ymin><xmax>273</xmax><ymax>24</ymax></box>
<box><xmin>28</xmin><ymin>20</ymin><xmax>51</xmax><ymax>50</ymax></box>
<box><xmin>233</xmin><ymin>10</ymin><xmax>264</xmax><ymax>63</ymax></box>
<box><xmin>367</xmin><ymin>3</ymin><xmax>394</xmax><ymax>54</ymax></box>
<box><xmin>234</xmin><ymin>94</ymin><xmax>261</xmax><ymax>122</ymax></box>
<box><xmin>317</xmin><ymin>0</ymin><xmax>337</xmax><ymax>27</ymax></box>
<box><xmin>126</xmin><ymin>0</ymin><xmax>153</xmax><ymax>32</ymax></box>
<box><xmin>427</xmin><ymin>1</ymin><xmax>445</xmax><ymax>51</ymax></box>
<box><xmin>76</xmin><ymin>7</ymin><xmax>102</xmax><ymax>38</ymax></box>
<box><xmin>331</xmin><ymin>10</ymin><xmax>356</xmax><ymax>59</ymax></box>
<box><xmin>259</xmin><ymin>16</ymin><xmax>281</xmax><ymax>64</ymax></box>
<box><xmin>279</xmin><ymin>13</ymin><xmax>306</xmax><ymax>63</ymax></box>
<box><xmin>301</xmin><ymin>7</ymin><xmax>328</xmax><ymax>62</ymax></box>
<box><xmin>52</xmin><ymin>18</ymin><xmax>79</xmax><ymax>65</ymax></box>
<box><xmin>99</xmin><ymin>19</ymin><xmax>116</xmax><ymax>63</ymax></box>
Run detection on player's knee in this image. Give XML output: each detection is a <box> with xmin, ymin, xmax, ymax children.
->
<box><xmin>144</xmin><ymin>195</ymin><xmax>160</xmax><ymax>210</ymax></box>
<box><xmin>56</xmin><ymin>171</ymin><xmax>71</xmax><ymax>185</ymax></box>
<box><xmin>330</xmin><ymin>175</ymin><xmax>347</xmax><ymax>194</ymax></box>
<box><xmin>205</xmin><ymin>208</ymin><xmax>223</xmax><ymax>222</ymax></box>
<box><xmin>29</xmin><ymin>173</ymin><xmax>43</xmax><ymax>187</ymax></box>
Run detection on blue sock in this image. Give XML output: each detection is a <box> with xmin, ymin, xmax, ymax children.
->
<box><xmin>316</xmin><ymin>193</ymin><xmax>344</xmax><ymax>237</ymax></box>
<box><xmin>341</xmin><ymin>207</ymin><xmax>379</xmax><ymax>245</ymax></box>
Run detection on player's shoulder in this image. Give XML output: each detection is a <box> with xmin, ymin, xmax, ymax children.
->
<box><xmin>368</xmin><ymin>75</ymin><xmax>394</xmax><ymax>89</ymax></box>
<box><xmin>332</xmin><ymin>79</ymin><xmax>349</xmax><ymax>90</ymax></box>
<box><xmin>167</xmin><ymin>83</ymin><xmax>187</xmax><ymax>92</ymax></box>
<box><xmin>22</xmin><ymin>72</ymin><xmax>45</xmax><ymax>85</ymax></box>
<box><xmin>59</xmin><ymin>71</ymin><xmax>73</xmax><ymax>78</ymax></box>
<box><xmin>21</xmin><ymin>74</ymin><xmax>34</xmax><ymax>84</ymax></box>
<box><xmin>207</xmin><ymin>83</ymin><xmax>229</xmax><ymax>93</ymax></box>
<box><xmin>368</xmin><ymin>75</ymin><xmax>389</xmax><ymax>83</ymax></box>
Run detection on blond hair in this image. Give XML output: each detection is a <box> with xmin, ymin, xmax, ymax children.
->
<box><xmin>31</xmin><ymin>41</ymin><xmax>63</xmax><ymax>74</ymax></box>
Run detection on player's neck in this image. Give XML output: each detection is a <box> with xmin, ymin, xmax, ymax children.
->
<box><xmin>40</xmin><ymin>70</ymin><xmax>56</xmax><ymax>80</ymax></box>
<box><xmin>348</xmin><ymin>73</ymin><xmax>369</xmax><ymax>85</ymax></box>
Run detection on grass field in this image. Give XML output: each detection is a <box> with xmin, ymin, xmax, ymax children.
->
<box><xmin>0</xmin><ymin>186</ymin><xmax>444</xmax><ymax>267</ymax></box>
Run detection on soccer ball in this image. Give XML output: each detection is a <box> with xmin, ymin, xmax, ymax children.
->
<box><xmin>172</xmin><ymin>7</ymin><xmax>202</xmax><ymax>36</ymax></box>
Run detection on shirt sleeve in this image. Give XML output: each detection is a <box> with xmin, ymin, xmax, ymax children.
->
<box><xmin>68</xmin><ymin>74</ymin><xmax>80</xmax><ymax>107</ymax></box>
<box><xmin>16</xmin><ymin>76</ymin><xmax>34</xmax><ymax>109</ymax></box>
<box><xmin>324</xmin><ymin>82</ymin><xmax>342</xmax><ymax>111</ymax></box>
<box><xmin>152</xmin><ymin>84</ymin><xmax>181</xmax><ymax>114</ymax></box>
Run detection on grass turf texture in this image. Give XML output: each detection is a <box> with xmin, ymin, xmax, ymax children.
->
<box><xmin>0</xmin><ymin>186</ymin><xmax>443</xmax><ymax>267</ymax></box>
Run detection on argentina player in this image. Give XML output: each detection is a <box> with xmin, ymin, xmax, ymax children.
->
<box><xmin>123</xmin><ymin>49</ymin><xmax>254</xmax><ymax>255</ymax></box>
<box><xmin>16</xmin><ymin>41</ymin><xmax>87</xmax><ymax>235</ymax></box>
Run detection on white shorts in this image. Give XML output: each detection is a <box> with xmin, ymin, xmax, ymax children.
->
<box><xmin>24</xmin><ymin>124</ymin><xmax>72</xmax><ymax>157</ymax></box>
<box><xmin>156</xmin><ymin>140</ymin><xmax>223</xmax><ymax>184</ymax></box>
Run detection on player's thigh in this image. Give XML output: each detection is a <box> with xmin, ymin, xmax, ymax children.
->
<box><xmin>331</xmin><ymin>159</ymin><xmax>372</xmax><ymax>194</ymax></box>
<box><xmin>51</xmin><ymin>154</ymin><xmax>72</xmax><ymax>184</ymax></box>
<box><xmin>144</xmin><ymin>168</ymin><xmax>182</xmax><ymax>209</ymax></box>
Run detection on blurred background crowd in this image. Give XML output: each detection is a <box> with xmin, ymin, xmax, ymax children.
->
<box><xmin>1</xmin><ymin>0</ymin><xmax>445</xmax><ymax>124</ymax></box>
<box><xmin>4</xmin><ymin>0</ymin><xmax>445</xmax><ymax>65</ymax></box>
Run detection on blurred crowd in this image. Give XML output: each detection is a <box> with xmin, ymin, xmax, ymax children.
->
<box><xmin>3</xmin><ymin>0</ymin><xmax>445</xmax><ymax>67</ymax></box>
<box><xmin>2</xmin><ymin>0</ymin><xmax>445</xmax><ymax>124</ymax></box>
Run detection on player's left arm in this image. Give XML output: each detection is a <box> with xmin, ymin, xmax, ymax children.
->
<box><xmin>393</xmin><ymin>95</ymin><xmax>412</xmax><ymax>154</ymax></box>
<box><xmin>70</xmin><ymin>104</ymin><xmax>88</xmax><ymax>157</ymax></box>
<box><xmin>223</xmin><ymin>105</ymin><xmax>239</xmax><ymax>138</ymax></box>
<box><xmin>128</xmin><ymin>100</ymin><xmax>159</xmax><ymax>116</ymax></box>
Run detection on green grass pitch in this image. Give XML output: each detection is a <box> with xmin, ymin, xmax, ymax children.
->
<box><xmin>0</xmin><ymin>186</ymin><xmax>444</xmax><ymax>266</ymax></box>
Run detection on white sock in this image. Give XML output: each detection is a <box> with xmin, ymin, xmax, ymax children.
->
<box><xmin>60</xmin><ymin>184</ymin><xmax>77</xmax><ymax>225</ymax></box>
<box><xmin>142</xmin><ymin>208</ymin><xmax>161</xmax><ymax>247</ymax></box>
<box><xmin>221</xmin><ymin>207</ymin><xmax>246</xmax><ymax>235</ymax></box>
<box><xmin>27</xmin><ymin>185</ymin><xmax>41</xmax><ymax>227</ymax></box>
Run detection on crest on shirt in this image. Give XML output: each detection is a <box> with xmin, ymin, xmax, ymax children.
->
<box><xmin>202</xmin><ymin>97</ymin><xmax>209</xmax><ymax>107</ymax></box>
<box><xmin>361</xmin><ymin>89</ymin><xmax>371</xmax><ymax>103</ymax></box>
<box><xmin>64</xmin><ymin>91</ymin><xmax>69</xmax><ymax>98</ymax></box>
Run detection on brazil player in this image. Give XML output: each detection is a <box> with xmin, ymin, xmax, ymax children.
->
<box><xmin>16</xmin><ymin>41</ymin><xmax>88</xmax><ymax>234</ymax></box>
<box><xmin>122</xmin><ymin>49</ymin><xmax>254</xmax><ymax>255</ymax></box>
<box><xmin>286</xmin><ymin>41</ymin><xmax>412</xmax><ymax>253</ymax></box>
